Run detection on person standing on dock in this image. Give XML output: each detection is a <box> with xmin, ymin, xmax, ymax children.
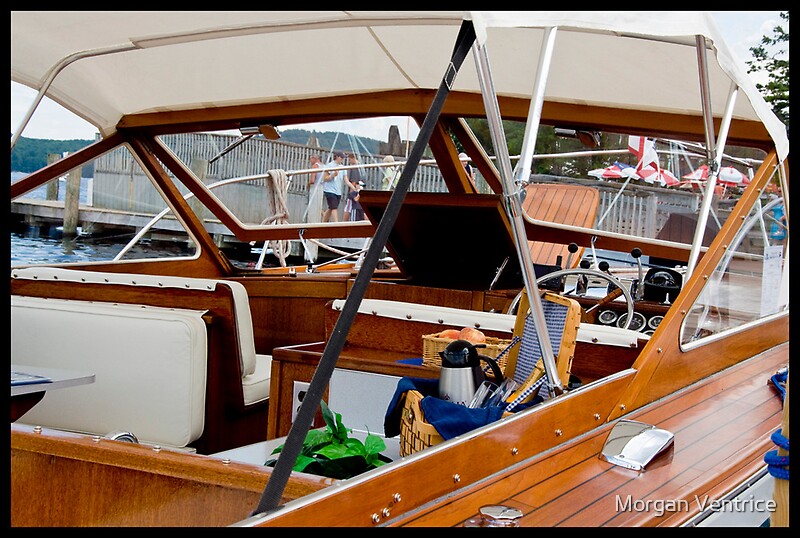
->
<box><xmin>342</xmin><ymin>153</ymin><xmax>362</xmax><ymax>221</ymax></box>
<box><xmin>459</xmin><ymin>152</ymin><xmax>475</xmax><ymax>183</ymax></box>
<box><xmin>381</xmin><ymin>155</ymin><xmax>398</xmax><ymax>190</ymax></box>
<box><xmin>322</xmin><ymin>151</ymin><xmax>346</xmax><ymax>222</ymax></box>
<box><xmin>304</xmin><ymin>154</ymin><xmax>324</xmax><ymax>224</ymax></box>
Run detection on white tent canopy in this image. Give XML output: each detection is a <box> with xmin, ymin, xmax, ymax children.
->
<box><xmin>10</xmin><ymin>11</ymin><xmax>787</xmax><ymax>160</ymax></box>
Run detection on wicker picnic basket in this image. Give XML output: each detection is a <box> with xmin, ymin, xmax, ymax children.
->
<box><xmin>421</xmin><ymin>333</ymin><xmax>514</xmax><ymax>371</ymax></box>
<box><xmin>399</xmin><ymin>389</ymin><xmax>444</xmax><ymax>456</ymax></box>
<box><xmin>399</xmin><ymin>388</ymin><xmax>516</xmax><ymax>456</ymax></box>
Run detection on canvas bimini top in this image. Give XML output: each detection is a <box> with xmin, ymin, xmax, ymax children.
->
<box><xmin>10</xmin><ymin>11</ymin><xmax>787</xmax><ymax>160</ymax></box>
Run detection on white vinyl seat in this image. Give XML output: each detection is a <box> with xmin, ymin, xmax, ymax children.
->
<box><xmin>10</xmin><ymin>267</ymin><xmax>272</xmax><ymax>406</ymax></box>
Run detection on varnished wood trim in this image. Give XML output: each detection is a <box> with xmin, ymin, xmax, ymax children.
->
<box><xmin>253</xmin><ymin>370</ymin><xmax>637</xmax><ymax>527</ymax></box>
<box><xmin>115</xmin><ymin>90</ymin><xmax>776</xmax><ymax>153</ymax></box>
<box><xmin>126</xmin><ymin>134</ymin><xmax>233</xmax><ymax>276</ymax></box>
<box><xmin>11</xmin><ymin>424</ymin><xmax>333</xmax><ymax>527</ymax></box>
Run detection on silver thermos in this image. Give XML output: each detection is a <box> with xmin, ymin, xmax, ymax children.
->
<box><xmin>438</xmin><ymin>340</ymin><xmax>503</xmax><ymax>406</ymax></box>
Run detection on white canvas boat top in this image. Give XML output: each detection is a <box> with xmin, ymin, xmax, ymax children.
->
<box><xmin>10</xmin><ymin>11</ymin><xmax>787</xmax><ymax>160</ymax></box>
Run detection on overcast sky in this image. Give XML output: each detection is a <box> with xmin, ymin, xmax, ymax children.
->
<box><xmin>10</xmin><ymin>11</ymin><xmax>786</xmax><ymax>141</ymax></box>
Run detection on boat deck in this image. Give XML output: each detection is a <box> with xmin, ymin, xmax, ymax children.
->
<box><xmin>392</xmin><ymin>342</ymin><xmax>786</xmax><ymax>527</ymax></box>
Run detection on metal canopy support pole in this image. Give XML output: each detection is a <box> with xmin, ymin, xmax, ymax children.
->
<box><xmin>252</xmin><ymin>20</ymin><xmax>477</xmax><ymax>516</ymax></box>
<box><xmin>686</xmin><ymin>36</ymin><xmax>739</xmax><ymax>279</ymax></box>
<box><xmin>472</xmin><ymin>26</ymin><xmax>562</xmax><ymax>394</ymax></box>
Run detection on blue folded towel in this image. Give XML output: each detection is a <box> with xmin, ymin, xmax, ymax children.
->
<box><xmin>384</xmin><ymin>376</ymin><xmax>506</xmax><ymax>440</ymax></box>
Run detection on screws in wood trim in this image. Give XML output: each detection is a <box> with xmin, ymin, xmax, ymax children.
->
<box><xmin>511</xmin><ymin>447</ymin><xmax>519</xmax><ymax>455</ymax></box>
<box><xmin>33</xmin><ymin>425</ymin><xmax>42</xmax><ymax>434</ymax></box>
<box><xmin>222</xmin><ymin>459</ymin><xmax>231</xmax><ymax>465</ymax></box>
<box><xmin>371</xmin><ymin>513</ymin><xmax>381</xmax><ymax>524</ymax></box>
<box><xmin>382</xmin><ymin>508</ymin><xmax>391</xmax><ymax>518</ymax></box>
<box><xmin>393</xmin><ymin>493</ymin><xmax>402</xmax><ymax>503</ymax></box>
<box><xmin>620</xmin><ymin>404</ymin><xmax>626</xmax><ymax>411</ymax></box>
<box><xmin>657</xmin><ymin>348</ymin><xmax>662</xmax><ymax>353</ymax></box>
<box><xmin>703</xmin><ymin>275</ymin><xmax>708</xmax><ymax>280</ymax></box>
<box><xmin>453</xmin><ymin>474</ymin><xmax>461</xmax><ymax>483</ymax></box>
<box><xmin>555</xmin><ymin>429</ymin><xmax>563</xmax><ymax>436</ymax></box>
<box><xmin>92</xmin><ymin>435</ymin><xmax>101</xmax><ymax>442</ymax></box>
<box><xmin>153</xmin><ymin>445</ymin><xmax>162</xmax><ymax>452</ymax></box>
<box><xmin>594</xmin><ymin>413</ymin><xmax>601</xmax><ymax>420</ymax></box>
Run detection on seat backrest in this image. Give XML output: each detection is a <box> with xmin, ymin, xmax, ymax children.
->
<box><xmin>522</xmin><ymin>183</ymin><xmax>599</xmax><ymax>267</ymax></box>
<box><xmin>10</xmin><ymin>267</ymin><xmax>258</xmax><ymax>378</ymax></box>
<box><xmin>12</xmin><ymin>295</ymin><xmax>208</xmax><ymax>447</ymax></box>
<box><xmin>502</xmin><ymin>290</ymin><xmax>582</xmax><ymax>406</ymax></box>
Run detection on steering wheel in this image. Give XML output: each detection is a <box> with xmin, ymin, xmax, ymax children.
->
<box><xmin>506</xmin><ymin>268</ymin><xmax>635</xmax><ymax>330</ymax></box>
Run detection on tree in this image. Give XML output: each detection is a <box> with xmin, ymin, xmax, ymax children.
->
<box><xmin>747</xmin><ymin>11</ymin><xmax>789</xmax><ymax>129</ymax></box>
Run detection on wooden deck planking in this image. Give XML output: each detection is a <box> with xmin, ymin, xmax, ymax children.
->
<box><xmin>398</xmin><ymin>345</ymin><xmax>786</xmax><ymax>527</ymax></box>
<box><xmin>523</xmin><ymin>184</ymin><xmax>599</xmax><ymax>267</ymax></box>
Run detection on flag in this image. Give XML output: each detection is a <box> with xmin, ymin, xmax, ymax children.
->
<box><xmin>628</xmin><ymin>135</ymin><xmax>659</xmax><ymax>173</ymax></box>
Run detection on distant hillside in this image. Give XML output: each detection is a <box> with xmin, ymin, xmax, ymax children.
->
<box><xmin>10</xmin><ymin>129</ymin><xmax>387</xmax><ymax>177</ymax></box>
<box><xmin>10</xmin><ymin>135</ymin><xmax>95</xmax><ymax>174</ymax></box>
<box><xmin>279</xmin><ymin>129</ymin><xmax>383</xmax><ymax>155</ymax></box>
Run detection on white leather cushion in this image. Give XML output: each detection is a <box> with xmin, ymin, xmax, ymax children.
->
<box><xmin>216</xmin><ymin>280</ymin><xmax>258</xmax><ymax>377</ymax></box>
<box><xmin>242</xmin><ymin>354</ymin><xmax>272</xmax><ymax>406</ymax></box>
<box><xmin>11</xmin><ymin>268</ymin><xmax>257</xmax><ymax>379</ymax></box>
<box><xmin>11</xmin><ymin>296</ymin><xmax>208</xmax><ymax>447</ymax></box>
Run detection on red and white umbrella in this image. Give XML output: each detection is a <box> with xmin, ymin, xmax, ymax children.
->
<box><xmin>681</xmin><ymin>164</ymin><xmax>749</xmax><ymax>187</ymax></box>
<box><xmin>676</xmin><ymin>179</ymin><xmax>706</xmax><ymax>190</ymax></box>
<box><xmin>682</xmin><ymin>164</ymin><xmax>710</xmax><ymax>181</ymax></box>
<box><xmin>588</xmin><ymin>162</ymin><xmax>639</xmax><ymax>180</ymax></box>
<box><xmin>637</xmin><ymin>165</ymin><xmax>680</xmax><ymax>186</ymax></box>
<box><xmin>718</xmin><ymin>166</ymin><xmax>750</xmax><ymax>186</ymax></box>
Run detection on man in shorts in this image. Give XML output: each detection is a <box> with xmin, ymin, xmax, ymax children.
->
<box><xmin>322</xmin><ymin>151</ymin><xmax>346</xmax><ymax>222</ymax></box>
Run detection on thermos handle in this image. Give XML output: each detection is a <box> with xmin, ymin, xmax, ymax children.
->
<box><xmin>480</xmin><ymin>355</ymin><xmax>504</xmax><ymax>384</ymax></box>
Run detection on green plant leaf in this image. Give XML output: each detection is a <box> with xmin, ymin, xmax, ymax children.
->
<box><xmin>364</xmin><ymin>434</ymin><xmax>387</xmax><ymax>456</ymax></box>
<box><xmin>316</xmin><ymin>443</ymin><xmax>352</xmax><ymax>460</ymax></box>
<box><xmin>304</xmin><ymin>429</ymin><xmax>330</xmax><ymax>448</ymax></box>
<box><xmin>264</xmin><ymin>403</ymin><xmax>392</xmax><ymax>479</ymax></box>
<box><xmin>292</xmin><ymin>454</ymin><xmax>320</xmax><ymax>473</ymax></box>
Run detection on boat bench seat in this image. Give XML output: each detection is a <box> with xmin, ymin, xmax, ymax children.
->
<box><xmin>11</xmin><ymin>267</ymin><xmax>272</xmax><ymax>406</ymax></box>
<box><xmin>11</xmin><ymin>295</ymin><xmax>209</xmax><ymax>447</ymax></box>
<box><xmin>10</xmin><ymin>267</ymin><xmax>272</xmax><ymax>452</ymax></box>
<box><xmin>331</xmin><ymin>298</ymin><xmax>647</xmax><ymax>350</ymax></box>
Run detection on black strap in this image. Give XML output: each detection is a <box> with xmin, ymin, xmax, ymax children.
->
<box><xmin>252</xmin><ymin>19</ymin><xmax>477</xmax><ymax>517</ymax></box>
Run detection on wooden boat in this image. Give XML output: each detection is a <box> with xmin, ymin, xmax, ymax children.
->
<box><xmin>10</xmin><ymin>12</ymin><xmax>789</xmax><ymax>527</ymax></box>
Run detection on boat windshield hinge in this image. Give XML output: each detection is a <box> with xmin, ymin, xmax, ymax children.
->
<box><xmin>600</xmin><ymin>419</ymin><xmax>674</xmax><ymax>471</ymax></box>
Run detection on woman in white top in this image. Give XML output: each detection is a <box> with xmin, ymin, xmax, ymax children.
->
<box><xmin>381</xmin><ymin>155</ymin><xmax>398</xmax><ymax>190</ymax></box>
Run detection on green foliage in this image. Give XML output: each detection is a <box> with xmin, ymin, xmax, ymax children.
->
<box><xmin>747</xmin><ymin>11</ymin><xmax>789</xmax><ymax>129</ymax></box>
<box><xmin>10</xmin><ymin>136</ymin><xmax>94</xmax><ymax>175</ymax></box>
<box><xmin>264</xmin><ymin>400</ymin><xmax>390</xmax><ymax>480</ymax></box>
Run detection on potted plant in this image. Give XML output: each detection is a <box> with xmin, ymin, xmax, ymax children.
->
<box><xmin>265</xmin><ymin>400</ymin><xmax>391</xmax><ymax>480</ymax></box>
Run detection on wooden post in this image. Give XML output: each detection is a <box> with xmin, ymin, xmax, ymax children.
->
<box><xmin>46</xmin><ymin>153</ymin><xmax>61</xmax><ymax>200</ymax></box>
<box><xmin>63</xmin><ymin>157</ymin><xmax>82</xmax><ymax>236</ymax></box>
<box><xmin>771</xmin><ymin>374</ymin><xmax>789</xmax><ymax>527</ymax></box>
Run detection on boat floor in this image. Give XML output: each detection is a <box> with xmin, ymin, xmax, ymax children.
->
<box><xmin>390</xmin><ymin>343</ymin><xmax>787</xmax><ymax>527</ymax></box>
